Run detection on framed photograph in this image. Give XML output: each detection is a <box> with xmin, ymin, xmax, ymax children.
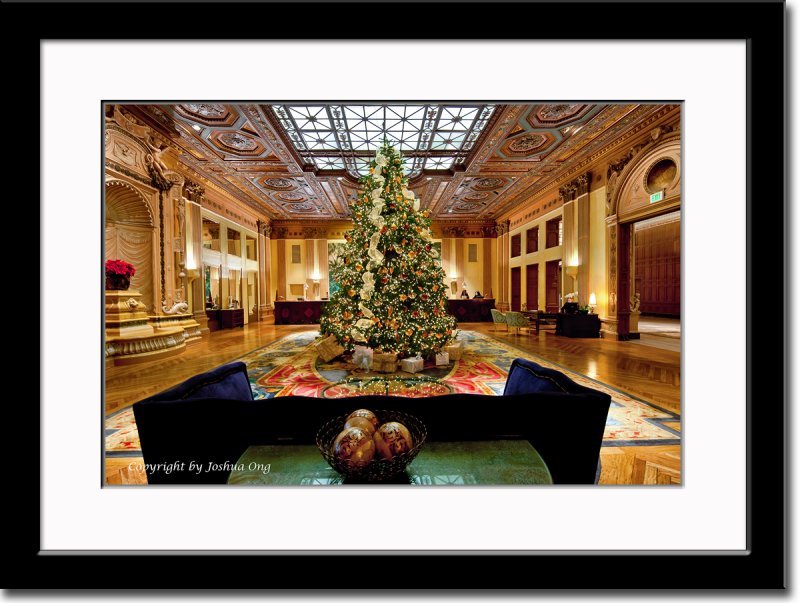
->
<box><xmin>26</xmin><ymin>0</ymin><xmax>786</xmax><ymax>591</ymax></box>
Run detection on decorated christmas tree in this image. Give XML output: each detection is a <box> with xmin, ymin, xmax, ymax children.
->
<box><xmin>320</xmin><ymin>142</ymin><xmax>456</xmax><ymax>358</ymax></box>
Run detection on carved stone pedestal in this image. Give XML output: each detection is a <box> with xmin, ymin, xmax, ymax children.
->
<box><xmin>150</xmin><ymin>313</ymin><xmax>203</xmax><ymax>344</ymax></box>
<box><xmin>105</xmin><ymin>290</ymin><xmax>186</xmax><ymax>365</ymax></box>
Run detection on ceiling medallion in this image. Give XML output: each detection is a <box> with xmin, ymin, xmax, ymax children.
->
<box><xmin>508</xmin><ymin>133</ymin><xmax>547</xmax><ymax>153</ymax></box>
<box><xmin>182</xmin><ymin>103</ymin><xmax>227</xmax><ymax>118</ymax></box>
<box><xmin>472</xmin><ymin>177</ymin><xmax>506</xmax><ymax>191</ymax></box>
<box><xmin>277</xmin><ymin>191</ymin><xmax>306</xmax><ymax>202</ymax></box>
<box><xmin>528</xmin><ymin>104</ymin><xmax>591</xmax><ymax>127</ymax></box>
<box><xmin>263</xmin><ymin>177</ymin><xmax>295</xmax><ymax>190</ymax></box>
<box><xmin>174</xmin><ymin>104</ymin><xmax>239</xmax><ymax>127</ymax></box>
<box><xmin>463</xmin><ymin>192</ymin><xmax>490</xmax><ymax>201</ymax></box>
<box><xmin>539</xmin><ymin>104</ymin><xmax>581</xmax><ymax>121</ymax></box>
<box><xmin>288</xmin><ymin>202</ymin><xmax>317</xmax><ymax>213</ymax></box>
<box><xmin>218</xmin><ymin>132</ymin><xmax>258</xmax><ymax>151</ymax></box>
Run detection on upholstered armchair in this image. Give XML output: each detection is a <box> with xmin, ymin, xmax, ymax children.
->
<box><xmin>505</xmin><ymin>311</ymin><xmax>533</xmax><ymax>335</ymax></box>
<box><xmin>490</xmin><ymin>308</ymin><xmax>507</xmax><ymax>332</ymax></box>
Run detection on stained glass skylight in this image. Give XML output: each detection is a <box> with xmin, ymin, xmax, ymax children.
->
<box><xmin>271</xmin><ymin>104</ymin><xmax>496</xmax><ymax>179</ymax></box>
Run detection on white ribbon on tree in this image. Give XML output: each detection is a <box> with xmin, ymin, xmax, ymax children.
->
<box><xmin>360</xmin><ymin>271</ymin><xmax>375</xmax><ymax>300</ymax></box>
<box><xmin>358</xmin><ymin>302</ymin><xmax>374</xmax><ymax>318</ymax></box>
<box><xmin>355</xmin><ymin>318</ymin><xmax>374</xmax><ymax>331</ymax></box>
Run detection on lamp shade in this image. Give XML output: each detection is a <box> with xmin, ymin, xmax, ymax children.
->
<box><xmin>589</xmin><ymin>293</ymin><xmax>597</xmax><ymax>305</ymax></box>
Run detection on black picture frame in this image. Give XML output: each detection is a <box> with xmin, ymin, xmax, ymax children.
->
<box><xmin>21</xmin><ymin>0</ymin><xmax>785</xmax><ymax>591</ymax></box>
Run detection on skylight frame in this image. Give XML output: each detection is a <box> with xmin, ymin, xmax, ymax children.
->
<box><xmin>272</xmin><ymin>103</ymin><xmax>496</xmax><ymax>179</ymax></box>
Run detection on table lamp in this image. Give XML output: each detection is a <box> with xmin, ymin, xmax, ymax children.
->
<box><xmin>589</xmin><ymin>292</ymin><xmax>597</xmax><ymax>314</ymax></box>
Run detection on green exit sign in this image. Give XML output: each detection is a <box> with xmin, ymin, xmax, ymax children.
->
<box><xmin>650</xmin><ymin>190</ymin><xmax>664</xmax><ymax>203</ymax></box>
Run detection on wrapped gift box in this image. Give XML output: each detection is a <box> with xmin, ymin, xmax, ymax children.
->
<box><xmin>435</xmin><ymin>352</ymin><xmax>450</xmax><ymax>366</ymax></box>
<box><xmin>373</xmin><ymin>352</ymin><xmax>398</xmax><ymax>373</ymax></box>
<box><xmin>315</xmin><ymin>335</ymin><xmax>344</xmax><ymax>362</ymax></box>
<box><xmin>400</xmin><ymin>356</ymin><xmax>424</xmax><ymax>374</ymax></box>
<box><xmin>352</xmin><ymin>345</ymin><xmax>374</xmax><ymax>370</ymax></box>
<box><xmin>443</xmin><ymin>341</ymin><xmax>463</xmax><ymax>361</ymax></box>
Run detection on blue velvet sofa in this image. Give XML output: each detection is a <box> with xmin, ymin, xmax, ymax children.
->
<box><xmin>132</xmin><ymin>358</ymin><xmax>611</xmax><ymax>485</ymax></box>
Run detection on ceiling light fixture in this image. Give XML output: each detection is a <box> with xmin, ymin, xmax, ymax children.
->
<box><xmin>426</xmin><ymin>177</ymin><xmax>432</xmax><ymax>180</ymax></box>
<box><xmin>337</xmin><ymin>177</ymin><xmax>343</xmax><ymax>181</ymax></box>
<box><xmin>192</xmin><ymin>124</ymin><xmax>202</xmax><ymax>131</ymax></box>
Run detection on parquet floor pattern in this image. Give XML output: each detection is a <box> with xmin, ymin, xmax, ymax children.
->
<box><xmin>105</xmin><ymin>321</ymin><xmax>681</xmax><ymax>486</ymax></box>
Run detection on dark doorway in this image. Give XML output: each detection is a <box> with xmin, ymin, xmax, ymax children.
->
<box><xmin>511</xmin><ymin>266</ymin><xmax>521</xmax><ymax>311</ymax></box>
<box><xmin>633</xmin><ymin>212</ymin><xmax>681</xmax><ymax>316</ymax></box>
<box><xmin>525</xmin><ymin>264</ymin><xmax>538</xmax><ymax>312</ymax></box>
<box><xmin>545</xmin><ymin>260</ymin><xmax>560</xmax><ymax>313</ymax></box>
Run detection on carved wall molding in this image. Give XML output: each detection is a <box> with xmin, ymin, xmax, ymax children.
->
<box><xmin>558</xmin><ymin>172</ymin><xmax>591</xmax><ymax>203</ymax></box>
<box><xmin>105</xmin><ymin>179</ymin><xmax>154</xmax><ymax>227</ymax></box>
<box><xmin>184</xmin><ymin>180</ymin><xmax>206</xmax><ymax>202</ymax></box>
<box><xmin>608</xmin><ymin>131</ymin><xmax>681</xmax><ymax>218</ymax></box>
<box><xmin>494</xmin><ymin>221</ymin><xmax>511</xmax><ymax>236</ymax></box>
<box><xmin>258</xmin><ymin>220</ymin><xmax>273</xmax><ymax>238</ymax></box>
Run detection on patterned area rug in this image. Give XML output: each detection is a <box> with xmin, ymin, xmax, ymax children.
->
<box><xmin>105</xmin><ymin>330</ymin><xmax>680</xmax><ymax>457</ymax></box>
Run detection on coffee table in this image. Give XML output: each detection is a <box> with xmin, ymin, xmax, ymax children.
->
<box><xmin>227</xmin><ymin>439</ymin><xmax>553</xmax><ymax>485</ymax></box>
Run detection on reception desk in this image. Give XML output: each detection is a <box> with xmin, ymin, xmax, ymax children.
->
<box><xmin>556</xmin><ymin>313</ymin><xmax>601</xmax><ymax>338</ymax></box>
<box><xmin>446</xmin><ymin>298</ymin><xmax>496</xmax><ymax>322</ymax></box>
<box><xmin>205</xmin><ymin>308</ymin><xmax>244</xmax><ymax>331</ymax></box>
<box><xmin>274</xmin><ymin>300</ymin><xmax>327</xmax><ymax>325</ymax></box>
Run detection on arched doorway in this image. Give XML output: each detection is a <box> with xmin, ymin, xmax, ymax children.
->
<box><xmin>105</xmin><ymin>180</ymin><xmax>156</xmax><ymax>311</ymax></box>
<box><xmin>607</xmin><ymin>130</ymin><xmax>681</xmax><ymax>339</ymax></box>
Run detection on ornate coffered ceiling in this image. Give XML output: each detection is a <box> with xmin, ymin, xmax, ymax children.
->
<box><xmin>121</xmin><ymin>102</ymin><xmax>678</xmax><ymax>222</ymax></box>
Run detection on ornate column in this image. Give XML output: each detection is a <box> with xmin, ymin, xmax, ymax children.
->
<box><xmin>560</xmin><ymin>183</ymin><xmax>578</xmax><ymax>298</ymax></box>
<box><xmin>495</xmin><ymin>221</ymin><xmax>510</xmax><ymax>311</ymax></box>
<box><xmin>186</xmin><ymin>184</ymin><xmax>209</xmax><ymax>335</ymax></box>
<box><xmin>275</xmin><ymin>231</ymin><xmax>287</xmax><ymax>301</ymax></box>
<box><xmin>257</xmin><ymin>220</ymin><xmax>273</xmax><ymax>321</ymax></box>
<box><xmin>482</xmin><ymin>225</ymin><xmax>494</xmax><ymax>298</ymax></box>
<box><xmin>575</xmin><ymin>173</ymin><xmax>592</xmax><ymax>306</ymax></box>
<box><xmin>616</xmin><ymin>222</ymin><xmax>632</xmax><ymax>339</ymax></box>
<box><xmin>316</xmin><ymin>232</ymin><xmax>329</xmax><ymax>300</ymax></box>
<box><xmin>145</xmin><ymin>155</ymin><xmax>177</xmax><ymax>312</ymax></box>
<box><xmin>603</xmin><ymin>215</ymin><xmax>618</xmax><ymax>338</ymax></box>
<box><xmin>304</xmin><ymin>228</ymin><xmax>316</xmax><ymax>299</ymax></box>
<box><xmin>454</xmin><ymin>228</ymin><xmax>465</xmax><ymax>293</ymax></box>
<box><xmin>602</xmin><ymin>149</ymin><xmax>640</xmax><ymax>340</ymax></box>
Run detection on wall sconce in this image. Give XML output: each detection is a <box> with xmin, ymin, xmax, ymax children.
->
<box><xmin>589</xmin><ymin>292</ymin><xmax>597</xmax><ymax>314</ymax></box>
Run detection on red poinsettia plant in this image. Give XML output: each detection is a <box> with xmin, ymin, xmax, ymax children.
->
<box><xmin>105</xmin><ymin>259</ymin><xmax>136</xmax><ymax>279</ymax></box>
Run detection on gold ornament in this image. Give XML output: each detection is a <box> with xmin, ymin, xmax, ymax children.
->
<box><xmin>345</xmin><ymin>416</ymin><xmax>376</xmax><ymax>437</ymax></box>
<box><xmin>373</xmin><ymin>422</ymin><xmax>413</xmax><ymax>460</ymax></box>
<box><xmin>333</xmin><ymin>427</ymin><xmax>375</xmax><ymax>467</ymax></box>
<box><xmin>346</xmin><ymin>409</ymin><xmax>379</xmax><ymax>430</ymax></box>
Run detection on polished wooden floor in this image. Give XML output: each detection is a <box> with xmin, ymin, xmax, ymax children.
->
<box><xmin>105</xmin><ymin>321</ymin><xmax>681</xmax><ymax>486</ymax></box>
